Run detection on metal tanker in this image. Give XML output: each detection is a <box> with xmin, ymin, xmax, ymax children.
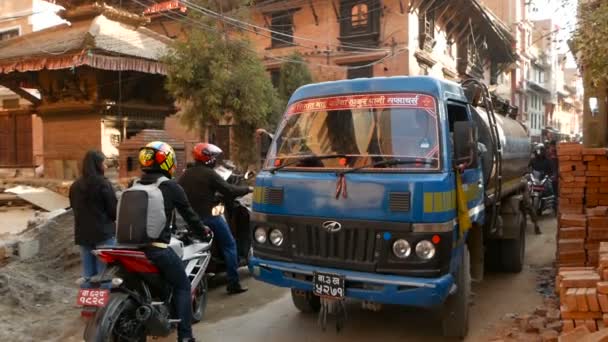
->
<box><xmin>472</xmin><ymin>106</ymin><xmax>531</xmax><ymax>200</ymax></box>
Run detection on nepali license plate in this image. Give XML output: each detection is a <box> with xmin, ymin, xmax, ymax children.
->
<box><xmin>77</xmin><ymin>289</ymin><xmax>109</xmax><ymax>307</ymax></box>
<box><xmin>313</xmin><ymin>271</ymin><xmax>345</xmax><ymax>299</ymax></box>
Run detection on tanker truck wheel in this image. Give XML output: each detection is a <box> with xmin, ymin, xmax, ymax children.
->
<box><xmin>441</xmin><ymin>245</ymin><xmax>470</xmax><ymax>338</ymax></box>
<box><xmin>291</xmin><ymin>289</ymin><xmax>321</xmax><ymax>313</ymax></box>
<box><xmin>500</xmin><ymin>213</ymin><xmax>526</xmax><ymax>273</ymax></box>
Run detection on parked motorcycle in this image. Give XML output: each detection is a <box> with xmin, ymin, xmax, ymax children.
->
<box><xmin>527</xmin><ymin>170</ymin><xmax>556</xmax><ymax>216</ymax></box>
<box><xmin>78</xmin><ymin>229</ymin><xmax>213</xmax><ymax>341</ymax></box>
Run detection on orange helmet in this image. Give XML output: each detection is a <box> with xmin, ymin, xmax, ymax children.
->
<box><xmin>138</xmin><ymin>141</ymin><xmax>177</xmax><ymax>177</ymax></box>
<box><xmin>192</xmin><ymin>143</ymin><xmax>222</xmax><ymax>166</ymax></box>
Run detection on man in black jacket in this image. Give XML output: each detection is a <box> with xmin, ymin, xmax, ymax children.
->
<box><xmin>126</xmin><ymin>141</ymin><xmax>207</xmax><ymax>342</ymax></box>
<box><xmin>179</xmin><ymin>143</ymin><xmax>252</xmax><ymax>294</ymax></box>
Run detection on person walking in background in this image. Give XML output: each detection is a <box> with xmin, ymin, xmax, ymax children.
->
<box><xmin>69</xmin><ymin>150</ymin><xmax>117</xmax><ymax>288</ymax></box>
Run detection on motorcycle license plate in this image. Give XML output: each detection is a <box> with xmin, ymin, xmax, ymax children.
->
<box><xmin>532</xmin><ymin>186</ymin><xmax>545</xmax><ymax>191</ymax></box>
<box><xmin>313</xmin><ymin>272</ymin><xmax>345</xmax><ymax>299</ymax></box>
<box><xmin>77</xmin><ymin>289</ymin><xmax>109</xmax><ymax>307</ymax></box>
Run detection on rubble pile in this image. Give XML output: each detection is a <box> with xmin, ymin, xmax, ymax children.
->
<box><xmin>0</xmin><ymin>210</ymin><xmax>81</xmax><ymax>342</ymax></box>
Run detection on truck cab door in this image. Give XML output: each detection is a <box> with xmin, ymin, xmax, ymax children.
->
<box><xmin>448</xmin><ymin>103</ymin><xmax>484</xmax><ymax>223</ymax></box>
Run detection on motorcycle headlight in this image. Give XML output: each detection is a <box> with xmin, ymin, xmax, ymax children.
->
<box><xmin>392</xmin><ymin>239</ymin><xmax>411</xmax><ymax>259</ymax></box>
<box><xmin>415</xmin><ymin>240</ymin><xmax>436</xmax><ymax>260</ymax></box>
<box><xmin>254</xmin><ymin>227</ymin><xmax>267</xmax><ymax>244</ymax></box>
<box><xmin>269</xmin><ymin>229</ymin><xmax>284</xmax><ymax>246</ymax></box>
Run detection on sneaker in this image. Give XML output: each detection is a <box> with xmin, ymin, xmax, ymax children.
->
<box><xmin>227</xmin><ymin>283</ymin><xmax>248</xmax><ymax>295</ymax></box>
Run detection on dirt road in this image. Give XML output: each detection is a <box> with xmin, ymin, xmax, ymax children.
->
<box><xmin>154</xmin><ymin>216</ymin><xmax>556</xmax><ymax>342</ymax></box>
<box><xmin>8</xmin><ymin>216</ymin><xmax>554</xmax><ymax>342</ymax></box>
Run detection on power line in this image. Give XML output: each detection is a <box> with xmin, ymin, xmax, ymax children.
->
<box><xmin>133</xmin><ymin>0</ymin><xmax>407</xmax><ymax>70</ymax></box>
<box><xmin>180</xmin><ymin>0</ymin><xmax>390</xmax><ymax>52</ymax></box>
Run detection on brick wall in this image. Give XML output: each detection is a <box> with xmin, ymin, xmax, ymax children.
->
<box><xmin>42</xmin><ymin>114</ymin><xmax>102</xmax><ymax>179</ymax></box>
<box><xmin>248</xmin><ymin>0</ymin><xmax>411</xmax><ymax>80</ymax></box>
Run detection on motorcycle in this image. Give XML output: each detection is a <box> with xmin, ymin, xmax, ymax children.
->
<box><xmin>208</xmin><ymin>161</ymin><xmax>255</xmax><ymax>272</ymax></box>
<box><xmin>527</xmin><ymin>170</ymin><xmax>556</xmax><ymax>216</ymax></box>
<box><xmin>78</xmin><ymin>229</ymin><xmax>214</xmax><ymax>341</ymax></box>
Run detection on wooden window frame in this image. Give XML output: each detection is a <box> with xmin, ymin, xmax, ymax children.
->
<box><xmin>270</xmin><ymin>11</ymin><xmax>294</xmax><ymax>48</ymax></box>
<box><xmin>339</xmin><ymin>0</ymin><xmax>380</xmax><ymax>49</ymax></box>
<box><xmin>418</xmin><ymin>8</ymin><xmax>435</xmax><ymax>52</ymax></box>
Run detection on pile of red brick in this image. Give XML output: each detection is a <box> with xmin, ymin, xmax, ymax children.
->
<box><xmin>557</xmin><ymin>242</ymin><xmax>608</xmax><ymax>340</ymax></box>
<box><xmin>557</xmin><ymin>144</ymin><xmax>608</xmax><ymax>268</ymax></box>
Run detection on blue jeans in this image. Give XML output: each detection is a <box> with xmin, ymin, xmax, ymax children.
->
<box><xmin>203</xmin><ymin>215</ymin><xmax>240</xmax><ymax>285</ymax></box>
<box><xmin>79</xmin><ymin>237</ymin><xmax>115</xmax><ymax>288</ymax></box>
<box><xmin>144</xmin><ymin>247</ymin><xmax>192</xmax><ymax>340</ymax></box>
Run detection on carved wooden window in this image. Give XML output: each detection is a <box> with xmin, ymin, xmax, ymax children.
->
<box><xmin>339</xmin><ymin>0</ymin><xmax>380</xmax><ymax>48</ymax></box>
<box><xmin>270</xmin><ymin>11</ymin><xmax>294</xmax><ymax>48</ymax></box>
<box><xmin>351</xmin><ymin>3</ymin><xmax>369</xmax><ymax>28</ymax></box>
<box><xmin>418</xmin><ymin>8</ymin><xmax>435</xmax><ymax>52</ymax></box>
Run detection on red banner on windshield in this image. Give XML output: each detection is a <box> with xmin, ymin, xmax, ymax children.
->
<box><xmin>286</xmin><ymin>93</ymin><xmax>436</xmax><ymax>116</ymax></box>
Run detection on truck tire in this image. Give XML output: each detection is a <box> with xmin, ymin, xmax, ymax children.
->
<box><xmin>500</xmin><ymin>214</ymin><xmax>526</xmax><ymax>273</ymax></box>
<box><xmin>441</xmin><ymin>245</ymin><xmax>470</xmax><ymax>339</ymax></box>
<box><xmin>291</xmin><ymin>289</ymin><xmax>321</xmax><ymax>313</ymax></box>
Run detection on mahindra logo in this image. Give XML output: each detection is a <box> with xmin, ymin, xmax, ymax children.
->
<box><xmin>321</xmin><ymin>221</ymin><xmax>342</xmax><ymax>233</ymax></box>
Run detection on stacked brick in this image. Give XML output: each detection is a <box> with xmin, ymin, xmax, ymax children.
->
<box><xmin>557</xmin><ymin>144</ymin><xmax>608</xmax><ymax>267</ymax></box>
<box><xmin>558</xmin><ymin>214</ymin><xmax>588</xmax><ymax>267</ymax></box>
<box><xmin>557</xmin><ymin>243</ymin><xmax>608</xmax><ymax>340</ymax></box>
<box><xmin>558</xmin><ymin>143</ymin><xmax>585</xmax><ymax>215</ymax></box>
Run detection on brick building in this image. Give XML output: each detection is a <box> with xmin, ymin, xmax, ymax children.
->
<box><xmin>248</xmin><ymin>0</ymin><xmax>516</xmax><ymax>88</ymax></box>
<box><xmin>142</xmin><ymin>0</ymin><xmax>519</xmax><ymax>157</ymax></box>
<box><xmin>0</xmin><ymin>0</ymin><xmax>63</xmax><ymax>169</ymax></box>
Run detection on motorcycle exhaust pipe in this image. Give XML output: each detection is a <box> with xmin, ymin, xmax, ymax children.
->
<box><xmin>135</xmin><ymin>304</ymin><xmax>171</xmax><ymax>336</ymax></box>
<box><xmin>135</xmin><ymin>305</ymin><xmax>152</xmax><ymax>322</ymax></box>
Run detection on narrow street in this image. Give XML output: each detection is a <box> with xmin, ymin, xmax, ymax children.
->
<box><xmin>152</xmin><ymin>216</ymin><xmax>556</xmax><ymax>342</ymax></box>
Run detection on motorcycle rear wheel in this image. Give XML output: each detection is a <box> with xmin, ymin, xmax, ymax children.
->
<box><xmin>84</xmin><ymin>293</ymin><xmax>145</xmax><ymax>342</ymax></box>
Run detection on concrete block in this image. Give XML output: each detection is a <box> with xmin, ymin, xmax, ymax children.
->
<box><xmin>18</xmin><ymin>238</ymin><xmax>39</xmax><ymax>260</ymax></box>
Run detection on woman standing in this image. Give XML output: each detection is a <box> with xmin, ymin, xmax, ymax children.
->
<box><xmin>69</xmin><ymin>150</ymin><xmax>117</xmax><ymax>287</ymax></box>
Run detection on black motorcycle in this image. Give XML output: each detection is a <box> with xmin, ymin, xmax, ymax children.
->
<box><xmin>527</xmin><ymin>170</ymin><xmax>556</xmax><ymax>216</ymax></box>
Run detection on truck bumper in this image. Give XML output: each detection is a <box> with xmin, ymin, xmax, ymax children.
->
<box><xmin>248</xmin><ymin>256</ymin><xmax>454</xmax><ymax>308</ymax></box>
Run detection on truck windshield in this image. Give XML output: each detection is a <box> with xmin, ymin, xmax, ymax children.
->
<box><xmin>265</xmin><ymin>93</ymin><xmax>441</xmax><ymax>171</ymax></box>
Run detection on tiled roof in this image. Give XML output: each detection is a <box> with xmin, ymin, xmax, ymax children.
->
<box><xmin>0</xmin><ymin>14</ymin><xmax>170</xmax><ymax>74</ymax></box>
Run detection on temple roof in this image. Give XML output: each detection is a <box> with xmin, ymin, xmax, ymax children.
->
<box><xmin>0</xmin><ymin>13</ymin><xmax>171</xmax><ymax>74</ymax></box>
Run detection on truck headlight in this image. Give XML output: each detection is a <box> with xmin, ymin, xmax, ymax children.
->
<box><xmin>415</xmin><ymin>240</ymin><xmax>436</xmax><ymax>260</ymax></box>
<box><xmin>269</xmin><ymin>229</ymin><xmax>284</xmax><ymax>246</ymax></box>
<box><xmin>392</xmin><ymin>239</ymin><xmax>411</xmax><ymax>259</ymax></box>
<box><xmin>254</xmin><ymin>227</ymin><xmax>267</xmax><ymax>244</ymax></box>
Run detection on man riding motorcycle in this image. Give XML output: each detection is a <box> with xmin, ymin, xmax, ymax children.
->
<box><xmin>530</xmin><ymin>144</ymin><xmax>554</xmax><ymax>180</ymax></box>
<box><xmin>128</xmin><ymin>141</ymin><xmax>209</xmax><ymax>342</ymax></box>
<box><xmin>178</xmin><ymin>143</ymin><xmax>253</xmax><ymax>294</ymax></box>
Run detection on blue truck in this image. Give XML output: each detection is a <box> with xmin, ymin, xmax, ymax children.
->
<box><xmin>248</xmin><ymin>76</ymin><xmax>531</xmax><ymax>338</ymax></box>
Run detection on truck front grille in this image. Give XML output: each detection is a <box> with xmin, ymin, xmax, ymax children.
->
<box><xmin>293</xmin><ymin>224</ymin><xmax>379</xmax><ymax>270</ymax></box>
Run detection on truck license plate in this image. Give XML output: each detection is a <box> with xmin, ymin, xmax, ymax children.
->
<box><xmin>313</xmin><ymin>272</ymin><xmax>345</xmax><ymax>299</ymax></box>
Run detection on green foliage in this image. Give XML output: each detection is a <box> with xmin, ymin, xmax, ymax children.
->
<box><xmin>278</xmin><ymin>52</ymin><xmax>313</xmax><ymax>104</ymax></box>
<box><xmin>572</xmin><ymin>0</ymin><xmax>608</xmax><ymax>81</ymax></box>
<box><xmin>163</xmin><ymin>14</ymin><xmax>278</xmax><ymax>167</ymax></box>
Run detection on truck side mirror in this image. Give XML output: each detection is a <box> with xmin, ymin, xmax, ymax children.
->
<box><xmin>453</xmin><ymin>121</ymin><xmax>478</xmax><ymax>169</ymax></box>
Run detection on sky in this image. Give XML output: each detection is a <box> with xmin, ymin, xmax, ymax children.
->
<box><xmin>529</xmin><ymin>0</ymin><xmax>578</xmax><ymax>66</ymax></box>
